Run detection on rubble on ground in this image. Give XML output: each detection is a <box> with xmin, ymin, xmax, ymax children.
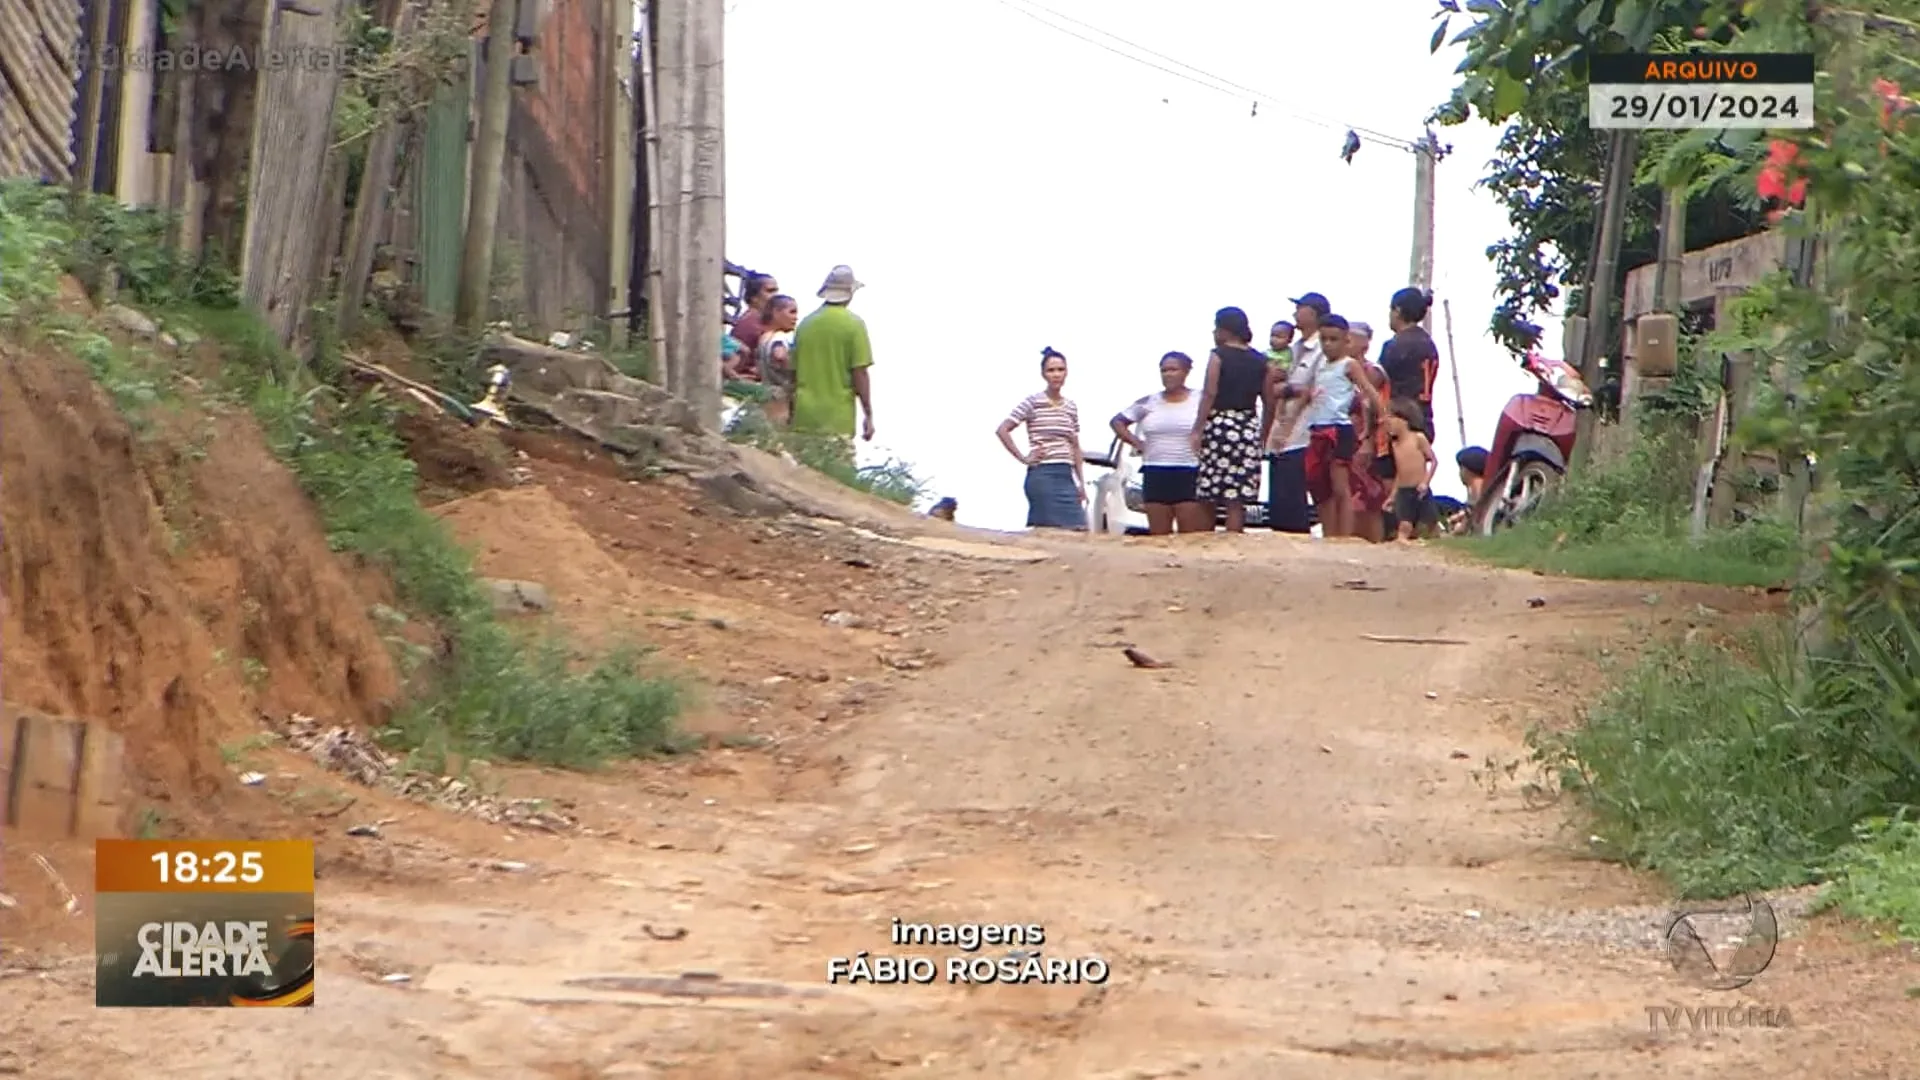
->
<box><xmin>273</xmin><ymin>713</ymin><xmax>577</xmax><ymax>831</ymax></box>
<box><xmin>478</xmin><ymin>332</ymin><xmax>890</xmax><ymax>525</ymax></box>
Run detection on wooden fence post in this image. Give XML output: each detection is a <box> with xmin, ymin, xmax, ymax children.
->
<box><xmin>338</xmin><ymin>0</ymin><xmax>425</xmax><ymax>334</ymax></box>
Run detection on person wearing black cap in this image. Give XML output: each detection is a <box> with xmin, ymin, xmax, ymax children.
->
<box><xmin>1188</xmin><ymin>307</ymin><xmax>1269</xmax><ymax>532</ymax></box>
<box><xmin>1379</xmin><ymin>287</ymin><xmax>1441</xmax><ymax>438</ymax></box>
<box><xmin>1259</xmin><ymin>292</ymin><xmax>1332</xmax><ymax>533</ymax></box>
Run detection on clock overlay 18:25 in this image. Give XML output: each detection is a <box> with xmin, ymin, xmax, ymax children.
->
<box><xmin>95</xmin><ymin>840</ymin><xmax>316</xmax><ymax>1008</ymax></box>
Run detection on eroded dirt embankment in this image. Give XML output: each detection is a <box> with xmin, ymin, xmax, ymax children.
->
<box><xmin>1</xmin><ymin>331</ymin><xmax>407</xmax><ymax>956</ymax></box>
<box><xmin>2</xmin><ymin>338</ymin><xmax>401</xmax><ymax>816</ymax></box>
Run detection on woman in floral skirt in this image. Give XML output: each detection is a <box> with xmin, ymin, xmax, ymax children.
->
<box><xmin>1188</xmin><ymin>307</ymin><xmax>1269</xmax><ymax>533</ymax></box>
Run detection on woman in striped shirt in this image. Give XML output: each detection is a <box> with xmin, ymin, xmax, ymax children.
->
<box><xmin>996</xmin><ymin>348</ymin><xmax>1087</xmax><ymax>529</ymax></box>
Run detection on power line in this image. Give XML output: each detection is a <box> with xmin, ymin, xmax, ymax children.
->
<box><xmin>992</xmin><ymin>3</ymin><xmax>1256</xmax><ymax>107</ymax></box>
<box><xmin>993</xmin><ymin>0</ymin><xmax>1419</xmax><ymax>152</ymax></box>
<box><xmin>1008</xmin><ymin>0</ymin><xmax>1415</xmax><ymax>147</ymax></box>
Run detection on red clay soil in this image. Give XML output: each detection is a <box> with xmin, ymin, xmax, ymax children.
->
<box><xmin>0</xmin><ymin>337</ymin><xmax>401</xmax><ymax>837</ymax></box>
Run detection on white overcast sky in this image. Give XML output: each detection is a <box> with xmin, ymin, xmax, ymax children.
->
<box><xmin>722</xmin><ymin>0</ymin><xmax>1558</xmax><ymax>529</ymax></box>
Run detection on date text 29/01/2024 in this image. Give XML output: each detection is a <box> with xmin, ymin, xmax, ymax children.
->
<box><xmin>1586</xmin><ymin>51</ymin><xmax>1817</xmax><ymax>130</ymax></box>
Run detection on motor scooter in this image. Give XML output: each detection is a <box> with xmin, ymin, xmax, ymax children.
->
<box><xmin>1470</xmin><ymin>349</ymin><xmax>1595</xmax><ymax>535</ymax></box>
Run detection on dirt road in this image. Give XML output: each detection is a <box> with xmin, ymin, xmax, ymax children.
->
<box><xmin>6</xmin><ymin>520</ymin><xmax>1917</xmax><ymax>1078</ymax></box>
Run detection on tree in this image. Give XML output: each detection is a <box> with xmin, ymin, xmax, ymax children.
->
<box><xmin>1426</xmin><ymin>0</ymin><xmax>1781</xmax><ymax>351</ymax></box>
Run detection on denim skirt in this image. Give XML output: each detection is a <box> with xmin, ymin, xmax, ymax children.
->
<box><xmin>1024</xmin><ymin>462</ymin><xmax>1083</xmax><ymax>528</ymax></box>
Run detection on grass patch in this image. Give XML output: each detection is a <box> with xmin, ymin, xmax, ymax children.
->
<box><xmin>725</xmin><ymin>397</ymin><xmax>928</xmax><ymax>507</ymax></box>
<box><xmin>190</xmin><ymin>308</ymin><xmax>689</xmax><ymax>769</ymax></box>
<box><xmin>1815</xmin><ymin>817</ymin><xmax>1920</xmax><ymax>941</ymax></box>
<box><xmin>1449</xmin><ymin>430</ymin><xmax>1798</xmax><ymax>587</ymax></box>
<box><xmin>1534</xmin><ymin>615</ymin><xmax>1920</xmax><ymax>903</ymax></box>
<box><xmin>1466</xmin><ymin>519</ymin><xmax>1796</xmax><ymax>587</ymax></box>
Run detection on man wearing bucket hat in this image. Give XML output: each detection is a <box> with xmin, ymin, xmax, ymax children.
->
<box><xmin>790</xmin><ymin>265</ymin><xmax>875</xmax><ymax>447</ymax></box>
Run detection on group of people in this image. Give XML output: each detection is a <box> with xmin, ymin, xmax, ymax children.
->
<box><xmin>723</xmin><ymin>267</ymin><xmax>1464</xmax><ymax>541</ymax></box>
<box><xmin>997</xmin><ymin>287</ymin><xmax>1452</xmax><ymax>542</ymax></box>
<box><xmin>722</xmin><ymin>264</ymin><xmax>878</xmax><ymax>452</ymax></box>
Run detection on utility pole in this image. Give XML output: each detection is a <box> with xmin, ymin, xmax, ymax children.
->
<box><xmin>636</xmin><ymin>2</ymin><xmax>667</xmax><ymax>371</ymax></box>
<box><xmin>1570</xmin><ymin>129</ymin><xmax>1639</xmax><ymax>473</ymax></box>
<box><xmin>1408</xmin><ymin>132</ymin><xmax>1438</xmax><ymax>332</ymax></box>
<box><xmin>456</xmin><ymin>0</ymin><xmax>520</xmax><ymax>333</ymax></box>
<box><xmin>1442</xmin><ymin>299</ymin><xmax>1468</xmax><ymax>446</ymax></box>
<box><xmin>652</xmin><ymin>0</ymin><xmax>725</xmax><ymax>426</ymax></box>
<box><xmin>603</xmin><ymin>0</ymin><xmax>635</xmax><ymax>350</ymax></box>
<box><xmin>1653</xmin><ymin>189</ymin><xmax>1685</xmax><ymax>311</ymax></box>
<box><xmin>70</xmin><ymin>0</ymin><xmax>112</xmax><ymax>205</ymax></box>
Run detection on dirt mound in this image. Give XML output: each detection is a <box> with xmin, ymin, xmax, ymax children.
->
<box><xmin>0</xmin><ymin>338</ymin><xmax>399</xmax><ymax>834</ymax></box>
<box><xmin>431</xmin><ymin>486</ymin><xmax>638</xmax><ymax>633</ymax></box>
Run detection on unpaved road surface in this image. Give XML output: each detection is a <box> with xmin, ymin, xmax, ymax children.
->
<box><xmin>6</xmin><ymin>528</ymin><xmax>1918</xmax><ymax>1078</ymax></box>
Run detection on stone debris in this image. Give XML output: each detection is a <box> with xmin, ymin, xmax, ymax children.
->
<box><xmin>276</xmin><ymin>713</ymin><xmax>577</xmax><ymax>831</ymax></box>
<box><xmin>485</xmin><ymin>578</ymin><xmax>553</xmax><ymax>614</ymax></box>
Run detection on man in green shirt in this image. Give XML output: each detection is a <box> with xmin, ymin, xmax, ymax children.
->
<box><xmin>789</xmin><ymin>265</ymin><xmax>876</xmax><ymax>448</ymax></box>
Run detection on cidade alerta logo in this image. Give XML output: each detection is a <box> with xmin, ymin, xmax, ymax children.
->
<box><xmin>129</xmin><ymin>916</ymin><xmax>315</xmax><ymax>1006</ymax></box>
<box><xmin>1664</xmin><ymin>894</ymin><xmax>1778</xmax><ymax>991</ymax></box>
<box><xmin>134</xmin><ymin>920</ymin><xmax>272</xmax><ymax>978</ymax></box>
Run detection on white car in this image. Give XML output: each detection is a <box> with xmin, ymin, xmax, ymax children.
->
<box><xmin>1083</xmin><ymin>435</ymin><xmax>1286</xmax><ymax>534</ymax></box>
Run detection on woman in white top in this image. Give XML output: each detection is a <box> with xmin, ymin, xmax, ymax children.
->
<box><xmin>1111</xmin><ymin>351</ymin><xmax>1208</xmax><ymax>535</ymax></box>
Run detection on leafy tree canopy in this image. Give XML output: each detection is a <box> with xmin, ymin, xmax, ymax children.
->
<box><xmin>1426</xmin><ymin>0</ymin><xmax>1814</xmax><ymax>351</ymax></box>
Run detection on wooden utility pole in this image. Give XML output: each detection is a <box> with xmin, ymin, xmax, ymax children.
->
<box><xmin>1570</xmin><ymin>130</ymin><xmax>1639</xmax><ymax>473</ymax></box>
<box><xmin>1441</xmin><ymin>299</ymin><xmax>1468</xmax><ymax>446</ymax></box>
<box><xmin>636</xmin><ymin>1</ymin><xmax>667</xmax><ymax>370</ymax></box>
<box><xmin>457</xmin><ymin>0</ymin><xmax>520</xmax><ymax>332</ymax></box>
<box><xmin>1409</xmin><ymin>133</ymin><xmax>1438</xmax><ymax>332</ymax></box>
<box><xmin>71</xmin><ymin>0</ymin><xmax>112</xmax><ymax>203</ymax></box>
<box><xmin>339</xmin><ymin>1</ymin><xmax>423</xmax><ymax>334</ymax></box>
<box><xmin>603</xmin><ymin>0</ymin><xmax>635</xmax><ymax>349</ymax></box>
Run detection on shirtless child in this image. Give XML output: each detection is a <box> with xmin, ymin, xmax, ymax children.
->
<box><xmin>1385</xmin><ymin>401</ymin><xmax>1438</xmax><ymax>541</ymax></box>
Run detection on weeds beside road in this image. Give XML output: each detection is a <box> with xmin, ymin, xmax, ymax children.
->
<box><xmin>2</xmin><ymin>181</ymin><xmax>684</xmax><ymax>771</ymax></box>
<box><xmin>1450</xmin><ymin>370</ymin><xmax>1920</xmax><ymax>938</ymax></box>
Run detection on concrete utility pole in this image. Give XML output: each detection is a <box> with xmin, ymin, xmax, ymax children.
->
<box><xmin>603</xmin><ymin>0</ymin><xmax>636</xmax><ymax>350</ymax></box>
<box><xmin>652</xmin><ymin>0</ymin><xmax>725</xmax><ymax>426</ymax></box>
<box><xmin>457</xmin><ymin>0</ymin><xmax>521</xmax><ymax>332</ymax></box>
<box><xmin>1570</xmin><ymin>129</ymin><xmax>1639</xmax><ymax>473</ymax></box>
<box><xmin>1408</xmin><ymin>132</ymin><xmax>1438</xmax><ymax>332</ymax></box>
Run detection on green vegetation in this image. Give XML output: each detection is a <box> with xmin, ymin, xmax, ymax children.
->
<box><xmin>1437</xmin><ymin>0</ymin><xmax>1920</xmax><ymax>934</ymax></box>
<box><xmin>724</xmin><ymin>391</ymin><xmax>929</xmax><ymax>507</ymax></box>
<box><xmin>1449</xmin><ymin>335</ymin><xmax>1797</xmax><ymax>587</ymax></box>
<box><xmin>1814</xmin><ymin>818</ymin><xmax>1920</xmax><ymax>940</ymax></box>
<box><xmin>1457</xmin><ymin>428</ymin><xmax>1797</xmax><ymax>587</ymax></box>
<box><xmin>1</xmin><ymin>180</ymin><xmax>684</xmax><ymax>770</ymax></box>
<box><xmin>1428</xmin><ymin>4</ymin><xmax>1777</xmax><ymax>349</ymax></box>
<box><xmin>1532</xmin><ymin>626</ymin><xmax>1920</xmax><ymax>897</ymax></box>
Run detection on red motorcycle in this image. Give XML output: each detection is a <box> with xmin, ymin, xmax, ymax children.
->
<box><xmin>1471</xmin><ymin>349</ymin><xmax>1594</xmax><ymax>535</ymax></box>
